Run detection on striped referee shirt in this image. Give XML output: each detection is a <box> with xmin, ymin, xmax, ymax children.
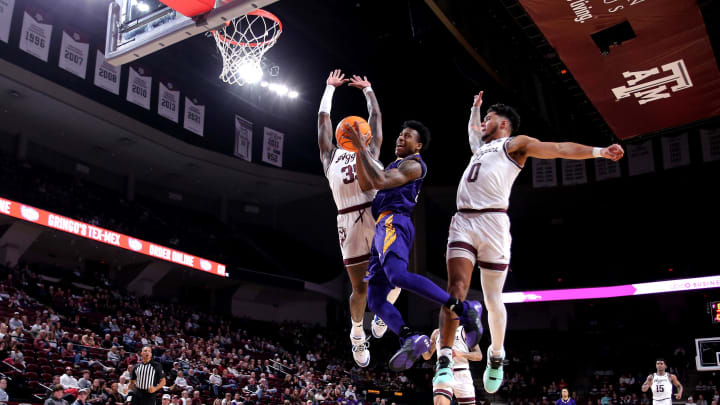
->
<box><xmin>131</xmin><ymin>360</ymin><xmax>165</xmax><ymax>391</ymax></box>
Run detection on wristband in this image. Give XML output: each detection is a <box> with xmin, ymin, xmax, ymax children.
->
<box><xmin>592</xmin><ymin>147</ymin><xmax>603</xmax><ymax>158</ymax></box>
<box><xmin>319</xmin><ymin>85</ymin><xmax>335</xmax><ymax>114</ymax></box>
<box><xmin>362</xmin><ymin>86</ymin><xmax>373</xmax><ymax>95</ymax></box>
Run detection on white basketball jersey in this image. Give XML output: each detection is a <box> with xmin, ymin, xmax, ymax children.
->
<box><xmin>435</xmin><ymin>326</ymin><xmax>471</xmax><ymax>368</ymax></box>
<box><xmin>651</xmin><ymin>373</ymin><xmax>672</xmax><ymax>400</ymax></box>
<box><xmin>456</xmin><ymin>137</ymin><xmax>523</xmax><ymax>210</ymax></box>
<box><xmin>325</xmin><ymin>148</ymin><xmax>382</xmax><ymax>211</ymax></box>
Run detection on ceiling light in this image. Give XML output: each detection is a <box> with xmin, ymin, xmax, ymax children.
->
<box><xmin>274</xmin><ymin>85</ymin><xmax>288</xmax><ymax>96</ymax></box>
<box><xmin>288</xmin><ymin>91</ymin><xmax>299</xmax><ymax>99</ymax></box>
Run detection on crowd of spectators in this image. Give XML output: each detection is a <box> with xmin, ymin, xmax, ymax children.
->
<box><xmin>0</xmin><ymin>262</ymin><xmax>422</xmax><ymax>405</ymax></box>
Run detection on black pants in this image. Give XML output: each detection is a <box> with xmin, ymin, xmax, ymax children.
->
<box><xmin>130</xmin><ymin>391</ymin><xmax>157</xmax><ymax>405</ymax></box>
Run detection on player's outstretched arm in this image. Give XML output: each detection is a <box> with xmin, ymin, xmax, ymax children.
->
<box><xmin>468</xmin><ymin>91</ymin><xmax>484</xmax><ymax>154</ymax></box>
<box><xmin>641</xmin><ymin>375</ymin><xmax>653</xmax><ymax>392</ymax></box>
<box><xmin>422</xmin><ymin>329</ymin><xmax>439</xmax><ymax>360</ymax></box>
<box><xmin>507</xmin><ymin>135</ymin><xmax>625</xmax><ymax>164</ymax></box>
<box><xmin>318</xmin><ymin>69</ymin><xmax>348</xmax><ymax>171</ymax></box>
<box><xmin>349</xmin><ymin>75</ymin><xmax>383</xmax><ymax>160</ymax></box>
<box><xmin>670</xmin><ymin>374</ymin><xmax>683</xmax><ymax>399</ymax></box>
<box><xmin>344</xmin><ymin>122</ymin><xmax>422</xmax><ymax>190</ymax></box>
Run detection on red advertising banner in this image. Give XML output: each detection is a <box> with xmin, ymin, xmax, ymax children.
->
<box><xmin>519</xmin><ymin>0</ymin><xmax>720</xmax><ymax>139</ymax></box>
<box><xmin>0</xmin><ymin>196</ymin><xmax>227</xmax><ymax>277</ymax></box>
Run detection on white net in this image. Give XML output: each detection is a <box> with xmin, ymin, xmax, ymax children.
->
<box><xmin>211</xmin><ymin>10</ymin><xmax>282</xmax><ymax>86</ymax></box>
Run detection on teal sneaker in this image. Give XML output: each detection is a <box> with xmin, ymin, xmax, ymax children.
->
<box><xmin>483</xmin><ymin>348</ymin><xmax>505</xmax><ymax>394</ymax></box>
<box><xmin>432</xmin><ymin>356</ymin><xmax>454</xmax><ymax>389</ymax></box>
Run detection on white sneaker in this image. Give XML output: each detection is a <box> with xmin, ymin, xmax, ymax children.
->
<box><xmin>351</xmin><ymin>335</ymin><xmax>370</xmax><ymax>367</ymax></box>
<box><xmin>371</xmin><ymin>315</ymin><xmax>388</xmax><ymax>338</ymax></box>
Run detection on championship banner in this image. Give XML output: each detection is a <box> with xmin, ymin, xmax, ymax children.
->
<box><xmin>158</xmin><ymin>80</ymin><xmax>180</xmax><ymax>123</ymax></box>
<box><xmin>661</xmin><ymin>133</ymin><xmax>690</xmax><ymax>169</ymax></box>
<box><xmin>560</xmin><ymin>159</ymin><xmax>587</xmax><ymax>186</ymax></box>
<box><xmin>0</xmin><ymin>195</ymin><xmax>227</xmax><ymax>277</ymax></box>
<box><xmin>518</xmin><ymin>0</ymin><xmax>720</xmax><ymax>140</ymax></box>
<box><xmin>700</xmin><ymin>128</ymin><xmax>720</xmax><ymax>163</ymax></box>
<box><xmin>93</xmin><ymin>50</ymin><xmax>121</xmax><ymax>95</ymax></box>
<box><xmin>234</xmin><ymin>115</ymin><xmax>253</xmax><ymax>162</ymax></box>
<box><xmin>627</xmin><ymin>141</ymin><xmax>655</xmax><ymax>176</ymax></box>
<box><xmin>183</xmin><ymin>97</ymin><xmax>204</xmax><ymax>136</ymax></box>
<box><xmin>0</xmin><ymin>0</ymin><xmax>15</xmax><ymax>43</ymax></box>
<box><xmin>58</xmin><ymin>27</ymin><xmax>89</xmax><ymax>79</ymax></box>
<box><xmin>262</xmin><ymin>127</ymin><xmax>284</xmax><ymax>167</ymax></box>
<box><xmin>127</xmin><ymin>65</ymin><xmax>151</xmax><ymax>110</ymax></box>
<box><xmin>594</xmin><ymin>159</ymin><xmax>621</xmax><ymax>181</ymax></box>
<box><xmin>531</xmin><ymin>158</ymin><xmax>557</xmax><ymax>188</ymax></box>
<box><xmin>19</xmin><ymin>8</ymin><xmax>52</xmax><ymax>62</ymax></box>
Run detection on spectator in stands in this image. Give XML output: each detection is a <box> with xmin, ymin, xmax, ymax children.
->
<box><xmin>221</xmin><ymin>393</ymin><xmax>232</xmax><ymax>405</ymax></box>
<box><xmin>0</xmin><ymin>324</ymin><xmax>8</xmax><ymax>341</ymax></box>
<box><xmin>45</xmin><ymin>384</ymin><xmax>69</xmax><ymax>405</ymax></box>
<box><xmin>258</xmin><ymin>378</ymin><xmax>276</xmax><ymax>400</ymax></box>
<box><xmin>74</xmin><ymin>349</ymin><xmax>90</xmax><ymax>366</ymax></box>
<box><xmin>179</xmin><ymin>391</ymin><xmax>190</xmax><ymax>405</ymax></box>
<box><xmin>34</xmin><ymin>329</ymin><xmax>51</xmax><ymax>350</ymax></box>
<box><xmin>209</xmin><ymin>369</ymin><xmax>222</xmax><ymax>397</ymax></box>
<box><xmin>117</xmin><ymin>376</ymin><xmax>129</xmax><ymax>397</ymax></box>
<box><xmin>557</xmin><ymin>388</ymin><xmax>576</xmax><ymax>405</ymax></box>
<box><xmin>101</xmin><ymin>334</ymin><xmax>113</xmax><ymax>349</ymax></box>
<box><xmin>72</xmin><ymin>388</ymin><xmax>89</xmax><ymax>405</ymax></box>
<box><xmin>88</xmin><ymin>379</ymin><xmax>107</xmax><ymax>404</ymax></box>
<box><xmin>61</xmin><ymin>367</ymin><xmax>81</xmax><ymax>389</ymax></box>
<box><xmin>185</xmin><ymin>369</ymin><xmax>201</xmax><ymax>391</ymax></box>
<box><xmin>344</xmin><ymin>384</ymin><xmax>357</xmax><ymax>401</ymax></box>
<box><xmin>191</xmin><ymin>391</ymin><xmax>201</xmax><ymax>405</ymax></box>
<box><xmin>699</xmin><ymin>396</ymin><xmax>708</xmax><ymax>405</ymax></box>
<box><xmin>161</xmin><ymin>394</ymin><xmax>171</xmax><ymax>405</ymax></box>
<box><xmin>8</xmin><ymin>312</ymin><xmax>22</xmax><ymax>330</ymax></box>
<box><xmin>9</xmin><ymin>344</ymin><xmax>25</xmax><ymax>368</ymax></box>
<box><xmin>78</xmin><ymin>370</ymin><xmax>92</xmax><ymax>390</ymax></box>
<box><xmin>171</xmin><ymin>371</ymin><xmax>191</xmax><ymax>393</ymax></box>
<box><xmin>0</xmin><ymin>377</ymin><xmax>9</xmax><ymax>403</ymax></box>
<box><xmin>107</xmin><ymin>346</ymin><xmax>121</xmax><ymax>367</ymax></box>
<box><xmin>10</xmin><ymin>326</ymin><xmax>25</xmax><ymax>342</ymax></box>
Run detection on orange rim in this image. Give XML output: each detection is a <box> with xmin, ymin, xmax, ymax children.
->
<box><xmin>210</xmin><ymin>9</ymin><xmax>282</xmax><ymax>48</ymax></box>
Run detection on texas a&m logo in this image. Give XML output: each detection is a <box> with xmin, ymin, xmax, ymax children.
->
<box><xmin>611</xmin><ymin>59</ymin><xmax>693</xmax><ymax>105</ymax></box>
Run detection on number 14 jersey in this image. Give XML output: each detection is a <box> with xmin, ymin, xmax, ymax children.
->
<box><xmin>456</xmin><ymin>137</ymin><xmax>523</xmax><ymax>211</ymax></box>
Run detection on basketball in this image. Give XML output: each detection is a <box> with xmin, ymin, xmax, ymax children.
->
<box><xmin>335</xmin><ymin>116</ymin><xmax>372</xmax><ymax>152</ymax></box>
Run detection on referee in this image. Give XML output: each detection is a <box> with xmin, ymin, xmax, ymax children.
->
<box><xmin>128</xmin><ymin>346</ymin><xmax>166</xmax><ymax>405</ymax></box>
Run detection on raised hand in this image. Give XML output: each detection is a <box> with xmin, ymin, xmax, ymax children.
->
<box><xmin>473</xmin><ymin>91</ymin><xmax>484</xmax><ymax>108</ymax></box>
<box><xmin>348</xmin><ymin>75</ymin><xmax>371</xmax><ymax>89</ymax></box>
<box><xmin>675</xmin><ymin>394</ymin><xmax>682</xmax><ymax>400</ymax></box>
<box><xmin>343</xmin><ymin>122</ymin><xmax>366</xmax><ymax>151</ymax></box>
<box><xmin>327</xmin><ymin>69</ymin><xmax>348</xmax><ymax>87</ymax></box>
<box><xmin>600</xmin><ymin>144</ymin><xmax>625</xmax><ymax>161</ymax></box>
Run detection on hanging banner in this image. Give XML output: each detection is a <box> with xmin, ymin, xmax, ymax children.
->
<box><xmin>531</xmin><ymin>158</ymin><xmax>557</xmax><ymax>188</ymax></box>
<box><xmin>560</xmin><ymin>159</ymin><xmax>587</xmax><ymax>186</ymax></box>
<box><xmin>262</xmin><ymin>127</ymin><xmax>284</xmax><ymax>167</ymax></box>
<box><xmin>127</xmin><ymin>65</ymin><xmax>151</xmax><ymax>110</ymax></box>
<box><xmin>234</xmin><ymin>115</ymin><xmax>253</xmax><ymax>162</ymax></box>
<box><xmin>700</xmin><ymin>128</ymin><xmax>720</xmax><ymax>163</ymax></box>
<box><xmin>158</xmin><ymin>80</ymin><xmax>180</xmax><ymax>123</ymax></box>
<box><xmin>661</xmin><ymin>133</ymin><xmax>690</xmax><ymax>169</ymax></box>
<box><xmin>518</xmin><ymin>0</ymin><xmax>720</xmax><ymax>140</ymax></box>
<box><xmin>18</xmin><ymin>8</ymin><xmax>52</xmax><ymax>62</ymax></box>
<box><xmin>627</xmin><ymin>141</ymin><xmax>655</xmax><ymax>176</ymax></box>
<box><xmin>58</xmin><ymin>28</ymin><xmax>89</xmax><ymax>79</ymax></box>
<box><xmin>183</xmin><ymin>97</ymin><xmax>204</xmax><ymax>136</ymax></box>
<box><xmin>0</xmin><ymin>0</ymin><xmax>15</xmax><ymax>43</ymax></box>
<box><xmin>93</xmin><ymin>50</ymin><xmax>121</xmax><ymax>95</ymax></box>
<box><xmin>594</xmin><ymin>159</ymin><xmax>621</xmax><ymax>181</ymax></box>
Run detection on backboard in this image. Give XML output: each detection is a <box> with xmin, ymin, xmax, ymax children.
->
<box><xmin>695</xmin><ymin>337</ymin><xmax>720</xmax><ymax>371</ymax></box>
<box><xmin>105</xmin><ymin>0</ymin><xmax>279</xmax><ymax>66</ymax></box>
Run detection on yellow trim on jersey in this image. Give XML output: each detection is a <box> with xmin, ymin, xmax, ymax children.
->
<box><xmin>382</xmin><ymin>215</ymin><xmax>397</xmax><ymax>255</ymax></box>
<box><xmin>376</xmin><ymin>210</ymin><xmax>393</xmax><ymax>224</ymax></box>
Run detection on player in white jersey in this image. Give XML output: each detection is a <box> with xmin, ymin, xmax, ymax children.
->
<box><xmin>434</xmin><ymin>91</ymin><xmax>625</xmax><ymax>393</ymax></box>
<box><xmin>641</xmin><ymin>359</ymin><xmax>683</xmax><ymax>405</ymax></box>
<box><xmin>318</xmin><ymin>70</ymin><xmax>400</xmax><ymax>367</ymax></box>
<box><xmin>423</xmin><ymin>326</ymin><xmax>482</xmax><ymax>405</ymax></box>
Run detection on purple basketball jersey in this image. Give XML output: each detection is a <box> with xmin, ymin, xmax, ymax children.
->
<box><xmin>371</xmin><ymin>154</ymin><xmax>427</xmax><ymax>219</ymax></box>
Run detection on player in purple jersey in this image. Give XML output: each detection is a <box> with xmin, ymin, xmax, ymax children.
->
<box><xmin>343</xmin><ymin>120</ymin><xmax>485</xmax><ymax>372</ymax></box>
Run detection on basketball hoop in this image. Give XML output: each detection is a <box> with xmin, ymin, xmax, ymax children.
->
<box><xmin>211</xmin><ymin>9</ymin><xmax>282</xmax><ymax>86</ymax></box>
